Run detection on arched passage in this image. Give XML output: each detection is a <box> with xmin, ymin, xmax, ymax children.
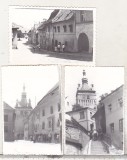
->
<box><xmin>78</xmin><ymin>33</ymin><xmax>89</xmax><ymax>52</ymax></box>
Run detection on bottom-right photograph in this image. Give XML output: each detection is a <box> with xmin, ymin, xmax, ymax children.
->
<box><xmin>64</xmin><ymin>66</ymin><xmax>124</xmax><ymax>155</ymax></box>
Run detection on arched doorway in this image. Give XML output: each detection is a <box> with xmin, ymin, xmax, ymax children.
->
<box><xmin>78</xmin><ymin>33</ymin><xmax>89</xmax><ymax>52</ymax></box>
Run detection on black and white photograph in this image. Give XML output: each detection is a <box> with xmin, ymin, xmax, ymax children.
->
<box><xmin>10</xmin><ymin>6</ymin><xmax>95</xmax><ymax>65</ymax></box>
<box><xmin>65</xmin><ymin>66</ymin><xmax>124</xmax><ymax>155</ymax></box>
<box><xmin>2</xmin><ymin>65</ymin><xmax>62</xmax><ymax>155</ymax></box>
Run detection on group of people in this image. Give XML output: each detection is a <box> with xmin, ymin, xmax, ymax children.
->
<box><xmin>54</xmin><ymin>43</ymin><xmax>66</xmax><ymax>53</ymax></box>
<box><xmin>29</xmin><ymin>133</ymin><xmax>60</xmax><ymax>143</ymax></box>
<box><xmin>89</xmin><ymin>129</ymin><xmax>103</xmax><ymax>141</ymax></box>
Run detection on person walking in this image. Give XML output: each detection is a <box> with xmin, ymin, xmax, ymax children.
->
<box><xmin>89</xmin><ymin>130</ymin><xmax>93</xmax><ymax>140</ymax></box>
<box><xmin>57</xmin><ymin>42</ymin><xmax>61</xmax><ymax>52</ymax></box>
<box><xmin>62</xmin><ymin>44</ymin><xmax>65</xmax><ymax>52</ymax></box>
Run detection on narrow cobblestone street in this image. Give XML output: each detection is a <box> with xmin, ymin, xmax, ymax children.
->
<box><xmin>10</xmin><ymin>38</ymin><xmax>93</xmax><ymax>64</ymax></box>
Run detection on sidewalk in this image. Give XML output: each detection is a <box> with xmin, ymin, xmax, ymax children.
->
<box><xmin>90</xmin><ymin>140</ymin><xmax>108</xmax><ymax>155</ymax></box>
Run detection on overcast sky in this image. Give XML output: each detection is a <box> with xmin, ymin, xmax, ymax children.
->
<box><xmin>65</xmin><ymin>66</ymin><xmax>124</xmax><ymax>111</ymax></box>
<box><xmin>2</xmin><ymin>65</ymin><xmax>59</xmax><ymax>108</ymax></box>
<box><xmin>10</xmin><ymin>7</ymin><xmax>54</xmax><ymax>30</ymax></box>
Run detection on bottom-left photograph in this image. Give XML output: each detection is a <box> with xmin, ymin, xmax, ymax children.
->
<box><xmin>2</xmin><ymin>65</ymin><xmax>62</xmax><ymax>155</ymax></box>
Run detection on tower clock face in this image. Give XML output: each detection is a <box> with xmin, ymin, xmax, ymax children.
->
<box><xmin>82</xmin><ymin>95</ymin><xmax>86</xmax><ymax>99</ymax></box>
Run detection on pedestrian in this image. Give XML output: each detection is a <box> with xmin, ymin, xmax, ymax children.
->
<box><xmin>89</xmin><ymin>130</ymin><xmax>93</xmax><ymax>140</ymax></box>
<box><xmin>62</xmin><ymin>44</ymin><xmax>65</xmax><ymax>52</ymax></box>
<box><xmin>57</xmin><ymin>42</ymin><xmax>61</xmax><ymax>52</ymax></box>
<box><xmin>93</xmin><ymin>129</ymin><xmax>98</xmax><ymax>141</ymax></box>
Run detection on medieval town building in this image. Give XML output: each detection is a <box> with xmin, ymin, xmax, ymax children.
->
<box><xmin>24</xmin><ymin>83</ymin><xmax>61</xmax><ymax>143</ymax></box>
<box><xmin>29</xmin><ymin>9</ymin><xmax>93</xmax><ymax>53</ymax></box>
<box><xmin>4</xmin><ymin>102</ymin><xmax>15</xmax><ymax>141</ymax></box>
<box><xmin>93</xmin><ymin>85</ymin><xmax>123</xmax><ymax>150</ymax></box>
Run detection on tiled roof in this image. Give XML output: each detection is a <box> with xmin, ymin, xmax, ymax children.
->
<box><xmin>52</xmin><ymin>10</ymin><xmax>74</xmax><ymax>23</ymax></box>
<box><xmin>37</xmin><ymin>82</ymin><xmax>59</xmax><ymax>106</ymax></box>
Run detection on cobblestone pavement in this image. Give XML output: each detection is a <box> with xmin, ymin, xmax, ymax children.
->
<box><xmin>10</xmin><ymin>38</ymin><xmax>93</xmax><ymax>65</ymax></box>
<box><xmin>90</xmin><ymin>140</ymin><xmax>108</xmax><ymax>155</ymax></box>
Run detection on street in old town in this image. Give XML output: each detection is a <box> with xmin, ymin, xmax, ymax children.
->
<box><xmin>11</xmin><ymin>38</ymin><xmax>93</xmax><ymax>64</ymax></box>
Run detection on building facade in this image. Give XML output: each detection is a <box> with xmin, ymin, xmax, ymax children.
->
<box><xmin>93</xmin><ymin>85</ymin><xmax>123</xmax><ymax>150</ymax></box>
<box><xmin>14</xmin><ymin>85</ymin><xmax>33</xmax><ymax>140</ymax></box>
<box><xmin>4</xmin><ymin>102</ymin><xmax>15</xmax><ymax>142</ymax></box>
<box><xmin>36</xmin><ymin>10</ymin><xmax>93</xmax><ymax>53</ymax></box>
<box><xmin>102</xmin><ymin>85</ymin><xmax>123</xmax><ymax>149</ymax></box>
<box><xmin>24</xmin><ymin>83</ymin><xmax>61</xmax><ymax>143</ymax></box>
<box><xmin>66</xmin><ymin>70</ymin><xmax>97</xmax><ymax>132</ymax></box>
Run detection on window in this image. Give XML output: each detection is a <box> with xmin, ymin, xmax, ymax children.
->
<box><xmin>108</xmin><ymin>104</ymin><xmax>112</xmax><ymax>112</ymax></box>
<box><xmin>118</xmin><ymin>98</ymin><xmax>123</xmax><ymax>107</ymax></box>
<box><xmin>54</xmin><ymin>26</ymin><xmax>56</xmax><ymax>32</ymax></box>
<box><xmin>63</xmin><ymin>25</ymin><xmax>67</xmax><ymax>32</ymax></box>
<box><xmin>42</xmin><ymin>122</ymin><xmax>45</xmax><ymax>129</ymax></box>
<box><xmin>57</xmin><ymin>26</ymin><xmax>60</xmax><ymax>32</ymax></box>
<box><xmin>49</xmin><ymin>120</ymin><xmax>51</xmax><ymax>128</ymax></box>
<box><xmin>4</xmin><ymin>126</ymin><xmax>8</xmax><ymax>133</ymax></box>
<box><xmin>80</xmin><ymin>11</ymin><xmax>85</xmax><ymax>22</ymax></box>
<box><xmin>119</xmin><ymin>119</ymin><xmax>123</xmax><ymax>132</ymax></box>
<box><xmin>110</xmin><ymin>123</ymin><xmax>114</xmax><ymax>133</ymax></box>
<box><xmin>4</xmin><ymin>115</ymin><xmax>8</xmax><ymax>122</ymax></box>
<box><xmin>69</xmin><ymin>24</ymin><xmax>73</xmax><ymax>32</ymax></box>
<box><xmin>58</xmin><ymin>103</ymin><xmax>61</xmax><ymax>111</ymax></box>
<box><xmin>42</xmin><ymin>109</ymin><xmax>45</xmax><ymax>116</ymax></box>
<box><xmin>80</xmin><ymin>111</ymin><xmax>85</xmax><ymax>119</ymax></box>
<box><xmin>50</xmin><ymin>106</ymin><xmax>53</xmax><ymax>114</ymax></box>
<box><xmin>57</xmin><ymin>119</ymin><xmax>60</xmax><ymax>127</ymax></box>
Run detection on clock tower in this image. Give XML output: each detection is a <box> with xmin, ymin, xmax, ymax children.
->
<box><xmin>76</xmin><ymin>70</ymin><xmax>96</xmax><ymax>110</ymax></box>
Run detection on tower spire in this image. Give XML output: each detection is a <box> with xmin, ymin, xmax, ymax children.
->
<box><xmin>82</xmin><ymin>70</ymin><xmax>88</xmax><ymax>84</ymax></box>
<box><xmin>20</xmin><ymin>84</ymin><xmax>27</xmax><ymax>107</ymax></box>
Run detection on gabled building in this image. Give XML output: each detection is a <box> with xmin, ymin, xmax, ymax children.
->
<box><xmin>24</xmin><ymin>83</ymin><xmax>61</xmax><ymax>143</ymax></box>
<box><xmin>37</xmin><ymin>10</ymin><xmax>59</xmax><ymax>50</ymax></box>
<box><xmin>4</xmin><ymin>102</ymin><xmax>15</xmax><ymax>141</ymax></box>
<box><xmin>66</xmin><ymin>70</ymin><xmax>97</xmax><ymax>132</ymax></box>
<box><xmin>37</xmin><ymin>9</ymin><xmax>93</xmax><ymax>53</ymax></box>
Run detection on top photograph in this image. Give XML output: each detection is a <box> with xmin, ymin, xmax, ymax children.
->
<box><xmin>9</xmin><ymin>7</ymin><xmax>96</xmax><ymax>65</ymax></box>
